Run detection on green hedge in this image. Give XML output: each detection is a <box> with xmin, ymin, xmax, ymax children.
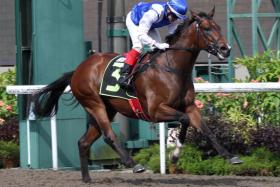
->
<box><xmin>134</xmin><ymin>144</ymin><xmax>280</xmax><ymax>176</ymax></box>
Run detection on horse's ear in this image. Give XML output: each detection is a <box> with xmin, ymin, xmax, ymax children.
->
<box><xmin>208</xmin><ymin>6</ymin><xmax>215</xmax><ymax>18</ymax></box>
<box><xmin>190</xmin><ymin>9</ymin><xmax>201</xmax><ymax>22</ymax></box>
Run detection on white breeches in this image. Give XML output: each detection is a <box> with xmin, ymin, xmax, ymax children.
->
<box><xmin>126</xmin><ymin>12</ymin><xmax>162</xmax><ymax>52</ymax></box>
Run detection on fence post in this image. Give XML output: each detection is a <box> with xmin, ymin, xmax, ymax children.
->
<box><xmin>159</xmin><ymin>122</ymin><xmax>166</xmax><ymax>174</ymax></box>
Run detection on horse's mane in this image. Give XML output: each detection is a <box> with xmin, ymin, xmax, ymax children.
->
<box><xmin>165</xmin><ymin>12</ymin><xmax>210</xmax><ymax>44</ymax></box>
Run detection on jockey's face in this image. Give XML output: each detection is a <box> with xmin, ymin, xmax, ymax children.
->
<box><xmin>167</xmin><ymin>7</ymin><xmax>178</xmax><ymax>22</ymax></box>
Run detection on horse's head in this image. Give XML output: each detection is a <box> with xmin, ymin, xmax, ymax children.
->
<box><xmin>189</xmin><ymin>7</ymin><xmax>231</xmax><ymax>60</ymax></box>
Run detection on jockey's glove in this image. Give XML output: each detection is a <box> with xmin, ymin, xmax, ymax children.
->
<box><xmin>153</xmin><ymin>42</ymin><xmax>170</xmax><ymax>50</ymax></box>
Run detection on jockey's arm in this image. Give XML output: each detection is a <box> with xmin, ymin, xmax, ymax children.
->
<box><xmin>137</xmin><ymin>9</ymin><xmax>160</xmax><ymax>46</ymax></box>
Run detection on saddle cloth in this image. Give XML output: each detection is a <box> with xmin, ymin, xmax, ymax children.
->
<box><xmin>99</xmin><ymin>55</ymin><xmax>137</xmax><ymax>99</ymax></box>
<box><xmin>99</xmin><ymin>55</ymin><xmax>150</xmax><ymax>120</ymax></box>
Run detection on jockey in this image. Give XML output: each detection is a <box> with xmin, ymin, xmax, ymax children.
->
<box><xmin>119</xmin><ymin>0</ymin><xmax>188</xmax><ymax>88</ymax></box>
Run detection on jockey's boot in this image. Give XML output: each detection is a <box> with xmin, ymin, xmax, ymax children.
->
<box><xmin>119</xmin><ymin>63</ymin><xmax>133</xmax><ymax>89</ymax></box>
<box><xmin>119</xmin><ymin>49</ymin><xmax>140</xmax><ymax>89</ymax></box>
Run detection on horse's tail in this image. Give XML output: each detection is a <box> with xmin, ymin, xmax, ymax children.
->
<box><xmin>33</xmin><ymin>71</ymin><xmax>74</xmax><ymax>117</ymax></box>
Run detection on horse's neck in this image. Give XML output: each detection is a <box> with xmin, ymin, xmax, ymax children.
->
<box><xmin>169</xmin><ymin>46</ymin><xmax>200</xmax><ymax>74</ymax></box>
<box><xmin>169</xmin><ymin>29</ymin><xmax>200</xmax><ymax>73</ymax></box>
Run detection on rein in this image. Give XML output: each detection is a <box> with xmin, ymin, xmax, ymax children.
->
<box><xmin>155</xmin><ymin>20</ymin><xmax>222</xmax><ymax>75</ymax></box>
<box><xmin>133</xmin><ymin>46</ymin><xmax>199</xmax><ymax>76</ymax></box>
<box><xmin>166</xmin><ymin>47</ymin><xmax>197</xmax><ymax>52</ymax></box>
<box><xmin>133</xmin><ymin>19</ymin><xmax>223</xmax><ymax>76</ymax></box>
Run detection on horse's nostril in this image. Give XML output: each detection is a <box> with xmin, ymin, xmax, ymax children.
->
<box><xmin>220</xmin><ymin>46</ymin><xmax>228</xmax><ymax>52</ymax></box>
<box><xmin>219</xmin><ymin>45</ymin><xmax>231</xmax><ymax>58</ymax></box>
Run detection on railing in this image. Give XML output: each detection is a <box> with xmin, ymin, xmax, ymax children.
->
<box><xmin>6</xmin><ymin>82</ymin><xmax>280</xmax><ymax>173</ymax></box>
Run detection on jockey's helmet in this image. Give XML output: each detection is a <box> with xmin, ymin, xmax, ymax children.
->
<box><xmin>167</xmin><ymin>0</ymin><xmax>188</xmax><ymax>19</ymax></box>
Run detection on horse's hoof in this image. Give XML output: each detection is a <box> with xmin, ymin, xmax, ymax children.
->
<box><xmin>133</xmin><ymin>164</ymin><xmax>146</xmax><ymax>173</ymax></box>
<box><xmin>82</xmin><ymin>176</ymin><xmax>92</xmax><ymax>183</ymax></box>
<box><xmin>169</xmin><ymin>152</ymin><xmax>179</xmax><ymax>164</ymax></box>
<box><xmin>228</xmin><ymin>156</ymin><xmax>243</xmax><ymax>165</ymax></box>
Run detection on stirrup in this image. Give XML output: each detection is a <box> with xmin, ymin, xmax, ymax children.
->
<box><xmin>119</xmin><ymin>75</ymin><xmax>132</xmax><ymax>90</ymax></box>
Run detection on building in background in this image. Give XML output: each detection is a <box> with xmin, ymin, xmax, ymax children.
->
<box><xmin>0</xmin><ymin>0</ymin><xmax>15</xmax><ymax>68</ymax></box>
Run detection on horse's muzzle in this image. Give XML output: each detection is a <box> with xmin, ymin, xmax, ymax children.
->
<box><xmin>207</xmin><ymin>43</ymin><xmax>231</xmax><ymax>60</ymax></box>
<box><xmin>218</xmin><ymin>44</ymin><xmax>231</xmax><ymax>59</ymax></box>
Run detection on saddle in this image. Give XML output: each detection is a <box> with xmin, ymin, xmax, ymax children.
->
<box><xmin>123</xmin><ymin>51</ymin><xmax>152</xmax><ymax>87</ymax></box>
<box><xmin>99</xmin><ymin>51</ymin><xmax>159</xmax><ymax>120</ymax></box>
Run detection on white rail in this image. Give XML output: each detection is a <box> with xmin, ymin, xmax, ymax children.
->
<box><xmin>6</xmin><ymin>83</ymin><xmax>280</xmax><ymax>94</ymax></box>
<box><xmin>6</xmin><ymin>82</ymin><xmax>280</xmax><ymax>172</ymax></box>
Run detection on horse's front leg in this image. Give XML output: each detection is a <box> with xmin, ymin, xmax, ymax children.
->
<box><xmin>185</xmin><ymin>104</ymin><xmax>243</xmax><ymax>164</ymax></box>
<box><xmin>151</xmin><ymin>104</ymin><xmax>190</xmax><ymax>163</ymax></box>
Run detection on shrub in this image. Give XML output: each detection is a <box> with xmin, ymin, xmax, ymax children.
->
<box><xmin>0</xmin><ymin>69</ymin><xmax>17</xmax><ymax>119</ymax></box>
<box><xmin>186</xmin><ymin>115</ymin><xmax>249</xmax><ymax>156</ymax></box>
<box><xmin>0</xmin><ymin>140</ymin><xmax>19</xmax><ymax>160</ymax></box>
<box><xmin>181</xmin><ymin>156</ymin><xmax>231</xmax><ymax>175</ymax></box>
<box><xmin>195</xmin><ymin>50</ymin><xmax>280</xmax><ymax>126</ymax></box>
<box><xmin>196</xmin><ymin>91</ymin><xmax>280</xmax><ymax>127</ymax></box>
<box><xmin>134</xmin><ymin>144</ymin><xmax>280</xmax><ymax>176</ymax></box>
<box><xmin>0</xmin><ymin>140</ymin><xmax>19</xmax><ymax>168</ymax></box>
<box><xmin>175</xmin><ymin>145</ymin><xmax>204</xmax><ymax>174</ymax></box>
<box><xmin>234</xmin><ymin>50</ymin><xmax>280</xmax><ymax>82</ymax></box>
<box><xmin>0</xmin><ymin>117</ymin><xmax>19</xmax><ymax>143</ymax></box>
<box><xmin>186</xmin><ymin>114</ymin><xmax>280</xmax><ymax>158</ymax></box>
<box><xmin>249</xmin><ymin>125</ymin><xmax>280</xmax><ymax>155</ymax></box>
<box><xmin>133</xmin><ymin>144</ymin><xmax>161</xmax><ymax>172</ymax></box>
<box><xmin>0</xmin><ymin>69</ymin><xmax>19</xmax><ymax>145</ymax></box>
<box><xmin>230</xmin><ymin>148</ymin><xmax>280</xmax><ymax>176</ymax></box>
<box><xmin>0</xmin><ymin>69</ymin><xmax>16</xmax><ymax>86</ymax></box>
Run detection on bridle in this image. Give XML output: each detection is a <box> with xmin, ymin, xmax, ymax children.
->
<box><xmin>135</xmin><ymin>18</ymin><xmax>227</xmax><ymax>76</ymax></box>
<box><xmin>167</xmin><ymin>18</ymin><xmax>223</xmax><ymax>56</ymax></box>
<box><xmin>145</xmin><ymin>19</ymin><xmax>226</xmax><ymax>75</ymax></box>
<box><xmin>194</xmin><ymin>19</ymin><xmax>224</xmax><ymax>56</ymax></box>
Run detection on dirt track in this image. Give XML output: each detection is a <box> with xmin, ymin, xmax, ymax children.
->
<box><xmin>0</xmin><ymin>168</ymin><xmax>280</xmax><ymax>187</ymax></box>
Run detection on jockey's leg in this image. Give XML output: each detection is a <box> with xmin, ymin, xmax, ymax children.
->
<box><xmin>119</xmin><ymin>11</ymin><xmax>142</xmax><ymax>89</ymax></box>
<box><xmin>119</xmin><ymin>48</ymin><xmax>140</xmax><ymax>88</ymax></box>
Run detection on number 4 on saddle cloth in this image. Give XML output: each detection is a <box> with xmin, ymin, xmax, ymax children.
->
<box><xmin>99</xmin><ymin>55</ymin><xmax>149</xmax><ymax>120</ymax></box>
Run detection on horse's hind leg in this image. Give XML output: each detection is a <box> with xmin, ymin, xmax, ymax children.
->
<box><xmin>78</xmin><ymin>116</ymin><xmax>101</xmax><ymax>183</ymax></box>
<box><xmin>105</xmin><ymin>108</ymin><xmax>146</xmax><ymax>173</ymax></box>
<box><xmin>185</xmin><ymin>104</ymin><xmax>243</xmax><ymax>164</ymax></box>
<box><xmin>84</xmin><ymin>102</ymin><xmax>145</xmax><ymax>173</ymax></box>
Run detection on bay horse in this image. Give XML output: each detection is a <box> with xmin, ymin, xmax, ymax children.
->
<box><xmin>33</xmin><ymin>8</ymin><xmax>242</xmax><ymax>183</ymax></box>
